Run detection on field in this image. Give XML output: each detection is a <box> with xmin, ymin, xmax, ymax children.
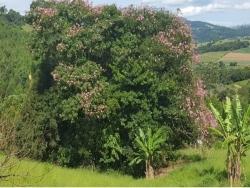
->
<box><xmin>201</xmin><ymin>51</ymin><xmax>250</xmax><ymax>66</ymax></box>
<box><xmin>201</xmin><ymin>51</ymin><xmax>228</xmax><ymax>63</ymax></box>
<box><xmin>1</xmin><ymin>149</ymin><xmax>250</xmax><ymax>187</ymax></box>
<box><xmin>200</xmin><ymin>37</ymin><xmax>250</xmax><ymax>66</ymax></box>
<box><xmin>221</xmin><ymin>52</ymin><xmax>250</xmax><ymax>66</ymax></box>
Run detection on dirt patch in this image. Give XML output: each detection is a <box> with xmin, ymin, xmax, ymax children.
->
<box><xmin>155</xmin><ymin>160</ymin><xmax>190</xmax><ymax>178</ymax></box>
<box><xmin>222</xmin><ymin>52</ymin><xmax>250</xmax><ymax>63</ymax></box>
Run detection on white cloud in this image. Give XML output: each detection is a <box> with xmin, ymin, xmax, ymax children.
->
<box><xmin>181</xmin><ymin>3</ymin><xmax>228</xmax><ymax>16</ymax></box>
<box><xmin>142</xmin><ymin>0</ymin><xmax>193</xmax><ymax>5</ymax></box>
<box><xmin>235</xmin><ymin>2</ymin><xmax>250</xmax><ymax>10</ymax></box>
<box><xmin>181</xmin><ymin>1</ymin><xmax>250</xmax><ymax>16</ymax></box>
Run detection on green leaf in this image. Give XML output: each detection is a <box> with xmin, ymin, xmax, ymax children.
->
<box><xmin>209</xmin><ymin>127</ymin><xmax>224</xmax><ymax>138</ymax></box>
<box><xmin>210</xmin><ymin>103</ymin><xmax>227</xmax><ymax>134</ymax></box>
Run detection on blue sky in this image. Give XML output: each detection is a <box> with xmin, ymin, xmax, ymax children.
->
<box><xmin>0</xmin><ymin>0</ymin><xmax>250</xmax><ymax>27</ymax></box>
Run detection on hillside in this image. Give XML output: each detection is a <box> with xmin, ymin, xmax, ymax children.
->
<box><xmin>198</xmin><ymin>37</ymin><xmax>250</xmax><ymax>65</ymax></box>
<box><xmin>0</xmin><ymin>18</ymin><xmax>32</xmax><ymax>98</ymax></box>
<box><xmin>189</xmin><ymin>21</ymin><xmax>250</xmax><ymax>43</ymax></box>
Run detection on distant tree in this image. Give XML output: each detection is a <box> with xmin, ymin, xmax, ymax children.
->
<box><xmin>0</xmin><ymin>6</ymin><xmax>7</xmax><ymax>15</ymax></box>
<box><xmin>5</xmin><ymin>9</ymin><xmax>24</xmax><ymax>25</ymax></box>
<box><xmin>219</xmin><ymin>61</ymin><xmax>225</xmax><ymax>68</ymax></box>
<box><xmin>229</xmin><ymin>62</ymin><xmax>238</xmax><ymax>67</ymax></box>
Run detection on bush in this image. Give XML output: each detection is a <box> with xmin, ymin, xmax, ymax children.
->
<box><xmin>229</xmin><ymin>62</ymin><xmax>237</xmax><ymax>66</ymax></box>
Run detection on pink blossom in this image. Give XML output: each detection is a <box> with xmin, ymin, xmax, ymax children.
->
<box><xmin>35</xmin><ymin>7</ymin><xmax>57</xmax><ymax>17</ymax></box>
<box><xmin>196</xmin><ymin>79</ymin><xmax>207</xmax><ymax>99</ymax></box>
<box><xmin>136</xmin><ymin>15</ymin><xmax>144</xmax><ymax>21</ymax></box>
<box><xmin>56</xmin><ymin>43</ymin><xmax>66</xmax><ymax>52</ymax></box>
<box><xmin>67</xmin><ymin>24</ymin><xmax>82</xmax><ymax>37</ymax></box>
<box><xmin>185</xmin><ymin>79</ymin><xmax>217</xmax><ymax>144</ymax></box>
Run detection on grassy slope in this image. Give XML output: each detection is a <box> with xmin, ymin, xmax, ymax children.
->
<box><xmin>201</xmin><ymin>51</ymin><xmax>228</xmax><ymax>63</ymax></box>
<box><xmin>2</xmin><ymin>149</ymin><xmax>250</xmax><ymax>187</ymax></box>
<box><xmin>225</xmin><ymin>79</ymin><xmax>250</xmax><ymax>90</ymax></box>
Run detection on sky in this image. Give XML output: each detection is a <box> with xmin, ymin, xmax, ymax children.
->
<box><xmin>0</xmin><ymin>0</ymin><xmax>250</xmax><ymax>27</ymax></box>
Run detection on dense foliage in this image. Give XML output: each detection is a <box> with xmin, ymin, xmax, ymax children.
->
<box><xmin>5</xmin><ymin>0</ymin><xmax>199</xmax><ymax>176</ymax></box>
<box><xmin>0</xmin><ymin>16</ymin><xmax>33</xmax><ymax>180</ymax></box>
<box><xmin>0</xmin><ymin>19</ymin><xmax>32</xmax><ymax>98</ymax></box>
<box><xmin>195</xmin><ymin>62</ymin><xmax>250</xmax><ymax>90</ymax></box>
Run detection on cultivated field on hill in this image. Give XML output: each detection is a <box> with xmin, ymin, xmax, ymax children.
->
<box><xmin>221</xmin><ymin>52</ymin><xmax>250</xmax><ymax>66</ymax></box>
<box><xmin>201</xmin><ymin>51</ymin><xmax>250</xmax><ymax>66</ymax></box>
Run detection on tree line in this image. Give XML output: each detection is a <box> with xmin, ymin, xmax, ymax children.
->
<box><xmin>198</xmin><ymin>40</ymin><xmax>250</xmax><ymax>53</ymax></box>
<box><xmin>0</xmin><ymin>6</ymin><xmax>24</xmax><ymax>25</ymax></box>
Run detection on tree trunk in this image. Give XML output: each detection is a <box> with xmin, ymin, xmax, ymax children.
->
<box><xmin>145</xmin><ymin>160</ymin><xmax>154</xmax><ymax>179</ymax></box>
<box><xmin>228</xmin><ymin>158</ymin><xmax>233</xmax><ymax>187</ymax></box>
<box><xmin>228</xmin><ymin>153</ymin><xmax>241</xmax><ymax>187</ymax></box>
<box><xmin>227</xmin><ymin>150</ymin><xmax>233</xmax><ymax>187</ymax></box>
<box><xmin>233</xmin><ymin>155</ymin><xmax>241</xmax><ymax>186</ymax></box>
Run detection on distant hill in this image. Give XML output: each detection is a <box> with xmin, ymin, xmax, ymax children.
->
<box><xmin>189</xmin><ymin>21</ymin><xmax>250</xmax><ymax>43</ymax></box>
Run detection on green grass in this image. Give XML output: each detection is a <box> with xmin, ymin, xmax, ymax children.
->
<box><xmin>235</xmin><ymin>47</ymin><xmax>250</xmax><ymax>53</ymax></box>
<box><xmin>222</xmin><ymin>60</ymin><xmax>250</xmax><ymax>67</ymax></box>
<box><xmin>225</xmin><ymin>79</ymin><xmax>250</xmax><ymax>90</ymax></box>
<box><xmin>21</xmin><ymin>24</ymin><xmax>33</xmax><ymax>33</ymax></box>
<box><xmin>201</xmin><ymin>51</ymin><xmax>228</xmax><ymax>63</ymax></box>
<box><xmin>1</xmin><ymin>148</ymin><xmax>250</xmax><ymax>186</ymax></box>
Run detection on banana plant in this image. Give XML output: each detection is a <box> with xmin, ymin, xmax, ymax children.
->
<box><xmin>129</xmin><ymin>127</ymin><xmax>167</xmax><ymax>179</ymax></box>
<box><xmin>210</xmin><ymin>95</ymin><xmax>250</xmax><ymax>186</ymax></box>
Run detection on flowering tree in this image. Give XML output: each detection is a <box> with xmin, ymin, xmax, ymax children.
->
<box><xmin>20</xmin><ymin>0</ymin><xmax>199</xmax><ymax>174</ymax></box>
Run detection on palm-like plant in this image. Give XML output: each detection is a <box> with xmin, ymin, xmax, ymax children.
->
<box><xmin>210</xmin><ymin>95</ymin><xmax>250</xmax><ymax>186</ymax></box>
<box><xmin>129</xmin><ymin>127</ymin><xmax>167</xmax><ymax>179</ymax></box>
